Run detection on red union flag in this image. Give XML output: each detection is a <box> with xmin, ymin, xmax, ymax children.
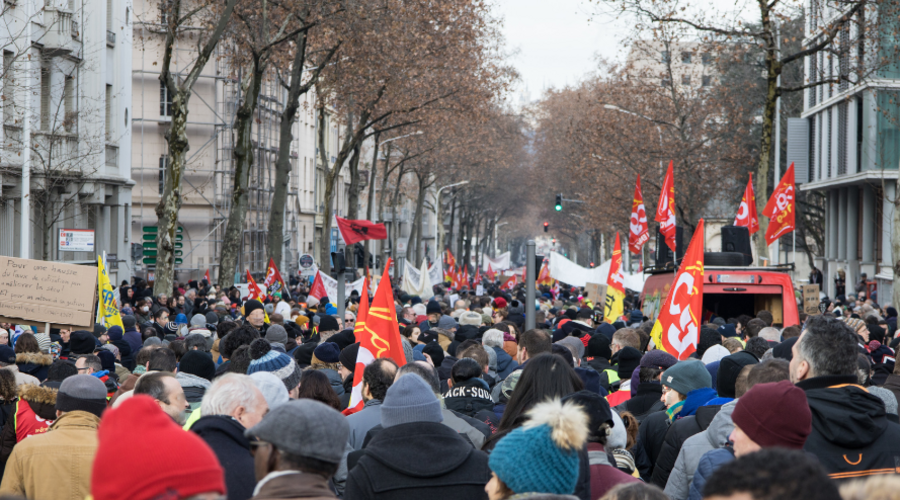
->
<box><xmin>335</xmin><ymin>216</ymin><xmax>387</xmax><ymax>246</ymax></box>
<box><xmin>655</xmin><ymin>161</ymin><xmax>677</xmax><ymax>252</ymax></box>
<box><xmin>245</xmin><ymin>271</ymin><xmax>265</xmax><ymax>302</ymax></box>
<box><xmin>650</xmin><ymin>219</ymin><xmax>705</xmax><ymax>360</ymax></box>
<box><xmin>263</xmin><ymin>258</ymin><xmax>290</xmax><ymax>298</ymax></box>
<box><xmin>500</xmin><ymin>274</ymin><xmax>516</xmax><ymax>291</ymax></box>
<box><xmin>604</xmin><ymin>233</ymin><xmax>626</xmax><ymax>323</ymax></box>
<box><xmin>763</xmin><ymin>164</ymin><xmax>796</xmax><ymax>245</ymax></box>
<box><xmin>629</xmin><ymin>175</ymin><xmax>650</xmax><ymax>254</ymax></box>
<box><xmin>734</xmin><ymin>173</ymin><xmax>759</xmax><ymax>235</ymax></box>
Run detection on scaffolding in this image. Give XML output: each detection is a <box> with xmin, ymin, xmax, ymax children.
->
<box><xmin>133</xmin><ymin>6</ymin><xmax>300</xmax><ymax>284</ymax></box>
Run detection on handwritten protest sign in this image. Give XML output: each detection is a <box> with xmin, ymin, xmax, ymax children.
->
<box><xmin>0</xmin><ymin>257</ymin><xmax>97</xmax><ymax>329</ymax></box>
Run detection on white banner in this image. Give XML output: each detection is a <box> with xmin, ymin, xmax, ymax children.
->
<box><xmin>548</xmin><ymin>252</ymin><xmax>645</xmax><ymax>291</ymax></box>
<box><xmin>428</xmin><ymin>262</ymin><xmax>443</xmax><ymax>287</ymax></box>
<box><xmin>402</xmin><ymin>259</ymin><xmax>434</xmax><ymax>300</ymax></box>
<box><xmin>319</xmin><ymin>273</ymin><xmax>366</xmax><ymax>302</ymax></box>
<box><xmin>482</xmin><ymin>252</ymin><xmax>511</xmax><ymax>272</ymax></box>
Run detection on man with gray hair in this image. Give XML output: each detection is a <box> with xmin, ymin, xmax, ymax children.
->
<box><xmin>757</xmin><ymin>326</ymin><xmax>782</xmax><ymax>344</ymax></box>
<box><xmin>191</xmin><ymin>373</ymin><xmax>269</xmax><ymax>500</ymax></box>
<box><xmin>791</xmin><ymin>315</ymin><xmax>900</xmax><ymax>480</ymax></box>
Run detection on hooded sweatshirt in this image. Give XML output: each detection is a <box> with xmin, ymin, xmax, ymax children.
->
<box><xmin>664</xmin><ymin>400</ymin><xmax>736</xmax><ymax>500</ymax></box>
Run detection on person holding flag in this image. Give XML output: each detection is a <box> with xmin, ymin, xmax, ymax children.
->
<box><xmin>243</xmin><ymin>271</ymin><xmax>269</xmax><ymax>333</ymax></box>
<box><xmin>650</xmin><ymin>219</ymin><xmax>706</xmax><ymax>360</ymax></box>
<box><xmin>262</xmin><ymin>258</ymin><xmax>292</xmax><ymax>301</ymax></box>
<box><xmin>604</xmin><ymin>233</ymin><xmax>626</xmax><ymax>323</ymax></box>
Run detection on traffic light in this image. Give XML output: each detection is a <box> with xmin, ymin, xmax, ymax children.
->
<box><xmin>552</xmin><ymin>238</ymin><xmax>557</xmax><ymax>244</ymax></box>
<box><xmin>543</xmin><ymin>222</ymin><xmax>549</xmax><ymax>233</ymax></box>
<box><xmin>554</xmin><ymin>194</ymin><xmax>563</xmax><ymax>212</ymax></box>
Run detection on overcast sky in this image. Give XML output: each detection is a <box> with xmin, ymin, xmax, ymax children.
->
<box><xmin>492</xmin><ymin>0</ymin><xmax>631</xmax><ymax>103</ymax></box>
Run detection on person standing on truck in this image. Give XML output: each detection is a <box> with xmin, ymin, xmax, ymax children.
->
<box><xmin>809</xmin><ymin>266</ymin><xmax>823</xmax><ymax>286</ymax></box>
<box><xmin>834</xmin><ymin>269</ymin><xmax>846</xmax><ymax>299</ymax></box>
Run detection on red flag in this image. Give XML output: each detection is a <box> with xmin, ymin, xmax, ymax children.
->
<box><xmin>629</xmin><ymin>175</ymin><xmax>650</xmax><ymax>254</ymax></box>
<box><xmin>345</xmin><ymin>261</ymin><xmax>406</xmax><ymax>414</ymax></box>
<box><xmin>486</xmin><ymin>263</ymin><xmax>496</xmax><ymax>281</ymax></box>
<box><xmin>650</xmin><ymin>219</ymin><xmax>706</xmax><ymax>360</ymax></box>
<box><xmin>460</xmin><ymin>266</ymin><xmax>470</xmax><ymax>288</ymax></box>
<box><xmin>604</xmin><ymin>233</ymin><xmax>626</xmax><ymax>323</ymax></box>
<box><xmin>734</xmin><ymin>173</ymin><xmax>760</xmax><ymax>235</ymax></box>
<box><xmin>763</xmin><ymin>164</ymin><xmax>796</xmax><ymax>245</ymax></box>
<box><xmin>308</xmin><ymin>271</ymin><xmax>328</xmax><ymax>301</ymax></box>
<box><xmin>474</xmin><ymin>267</ymin><xmax>482</xmax><ymax>285</ymax></box>
<box><xmin>263</xmin><ymin>258</ymin><xmax>290</xmax><ymax>298</ymax></box>
<box><xmin>335</xmin><ymin>216</ymin><xmax>387</xmax><ymax>246</ymax></box>
<box><xmin>537</xmin><ymin>261</ymin><xmax>552</xmax><ymax>286</ymax></box>
<box><xmin>204</xmin><ymin>269</ymin><xmax>211</xmax><ymax>283</ymax></box>
<box><xmin>500</xmin><ymin>274</ymin><xmax>516</xmax><ymax>291</ymax></box>
<box><xmin>245</xmin><ymin>271</ymin><xmax>264</xmax><ymax>302</ymax></box>
<box><xmin>353</xmin><ymin>277</ymin><xmax>370</xmax><ymax>338</ymax></box>
<box><xmin>655</xmin><ymin>161</ymin><xmax>677</xmax><ymax>252</ymax></box>
<box><xmin>444</xmin><ymin>249</ymin><xmax>457</xmax><ymax>269</ymax></box>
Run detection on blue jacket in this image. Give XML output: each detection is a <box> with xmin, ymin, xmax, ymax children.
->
<box><xmin>688</xmin><ymin>448</ymin><xmax>734</xmax><ymax>500</ymax></box>
<box><xmin>491</xmin><ymin>346</ymin><xmax>518</xmax><ymax>379</ymax></box>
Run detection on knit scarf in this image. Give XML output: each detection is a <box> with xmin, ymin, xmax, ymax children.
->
<box><xmin>666</xmin><ymin>400</ymin><xmax>685</xmax><ymax>421</ymax></box>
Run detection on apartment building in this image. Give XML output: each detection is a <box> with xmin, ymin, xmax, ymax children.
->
<box><xmin>0</xmin><ymin>0</ymin><xmax>132</xmax><ymax>282</ymax></box>
<box><xmin>626</xmin><ymin>40</ymin><xmax>718</xmax><ymax>90</ymax></box>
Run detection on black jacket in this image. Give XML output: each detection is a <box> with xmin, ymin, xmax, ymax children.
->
<box><xmin>650</xmin><ymin>404</ymin><xmax>721</xmax><ymax>488</ymax></box>
<box><xmin>615</xmin><ymin>383</ymin><xmax>665</xmax><ymax>424</ymax></box>
<box><xmin>191</xmin><ymin>415</ymin><xmax>256</xmax><ymax>500</ymax></box>
<box><xmin>443</xmin><ymin>378</ymin><xmax>500</xmax><ymax>430</ymax></box>
<box><xmin>110</xmin><ymin>339</ymin><xmax>135</xmax><ymax>371</ymax></box>
<box><xmin>634</xmin><ymin>410</ymin><xmax>670</xmax><ymax>480</ymax></box>
<box><xmin>454</xmin><ymin>324</ymin><xmax>481</xmax><ymax>343</ymax></box>
<box><xmin>799</xmin><ymin>374</ymin><xmax>900</xmax><ymax>481</ymax></box>
<box><xmin>437</xmin><ymin>355</ymin><xmax>458</xmax><ymax>382</ymax></box>
<box><xmin>345</xmin><ymin>421</ymin><xmax>490</xmax><ymax>500</ymax></box>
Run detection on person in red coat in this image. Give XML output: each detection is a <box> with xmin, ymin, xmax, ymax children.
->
<box><xmin>564</xmin><ymin>390</ymin><xmax>640</xmax><ymax>499</ymax></box>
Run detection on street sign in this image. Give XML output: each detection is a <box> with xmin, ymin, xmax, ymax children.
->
<box><xmin>396</xmin><ymin>237</ymin><xmax>408</xmax><ymax>257</ymax></box>
<box><xmin>299</xmin><ymin>254</ymin><xmax>315</xmax><ymax>269</ymax></box>
<box><xmin>58</xmin><ymin>229</ymin><xmax>94</xmax><ymax>252</ymax></box>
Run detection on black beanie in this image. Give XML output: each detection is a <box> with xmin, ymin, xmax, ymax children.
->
<box><xmin>330</xmin><ymin>329</ymin><xmax>357</xmax><ymax>351</ymax></box>
<box><xmin>587</xmin><ymin>334</ymin><xmax>612</xmax><ymax>360</ymax></box>
<box><xmin>122</xmin><ymin>316</ymin><xmax>137</xmax><ymax>329</ymax></box>
<box><xmin>293</xmin><ymin>341</ymin><xmax>317</xmax><ymax>368</ymax></box>
<box><xmin>244</xmin><ymin>299</ymin><xmax>265</xmax><ymax>318</ymax></box>
<box><xmin>422</xmin><ymin>342</ymin><xmax>444</xmax><ymax>367</ymax></box>
<box><xmin>617</xmin><ymin>346</ymin><xmax>642</xmax><ymax>380</ymax></box>
<box><xmin>697</xmin><ymin>327</ymin><xmax>722</xmax><ymax>358</ymax></box>
<box><xmin>717</xmin><ymin>350</ymin><xmax>759</xmax><ymax>398</ymax></box>
<box><xmin>772</xmin><ymin>337</ymin><xmax>798</xmax><ymax>362</ymax></box>
<box><xmin>318</xmin><ymin>315</ymin><xmax>340</xmax><ymax>333</ymax></box>
<box><xmin>426</xmin><ymin>301</ymin><xmax>442</xmax><ymax>315</ymax></box>
<box><xmin>340</xmin><ymin>342</ymin><xmax>360</xmax><ymax>371</ymax></box>
<box><xmin>69</xmin><ymin>331</ymin><xmax>97</xmax><ymax>355</ymax></box>
<box><xmin>179</xmin><ymin>351</ymin><xmax>216</xmax><ymax>381</ymax></box>
<box><xmin>562</xmin><ymin>390</ymin><xmax>613</xmax><ymax>441</ymax></box>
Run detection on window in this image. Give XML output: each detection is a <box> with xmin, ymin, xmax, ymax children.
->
<box><xmin>701</xmin><ymin>53</ymin><xmax>712</xmax><ymax>65</ymax></box>
<box><xmin>661</xmin><ymin>77</ymin><xmax>671</xmax><ymax>87</ymax></box>
<box><xmin>106</xmin><ymin>0</ymin><xmax>112</xmax><ymax>30</ymax></box>
<box><xmin>702</xmin><ymin>75</ymin><xmax>712</xmax><ymax>87</ymax></box>
<box><xmin>159</xmin><ymin>156</ymin><xmax>168</xmax><ymax>195</ymax></box>
<box><xmin>40</xmin><ymin>66</ymin><xmax>50</xmax><ymax>131</ymax></box>
<box><xmin>681</xmin><ymin>74</ymin><xmax>691</xmax><ymax>86</ymax></box>
<box><xmin>661</xmin><ymin>51</ymin><xmax>671</xmax><ymax>63</ymax></box>
<box><xmin>105</xmin><ymin>84</ymin><xmax>112</xmax><ymax>140</ymax></box>
<box><xmin>681</xmin><ymin>52</ymin><xmax>691</xmax><ymax>64</ymax></box>
<box><xmin>63</xmin><ymin>76</ymin><xmax>75</xmax><ymax>132</ymax></box>
<box><xmin>2</xmin><ymin>51</ymin><xmax>14</xmax><ymax>124</ymax></box>
<box><xmin>160</xmin><ymin>81</ymin><xmax>172</xmax><ymax>117</ymax></box>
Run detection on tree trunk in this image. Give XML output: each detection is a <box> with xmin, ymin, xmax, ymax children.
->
<box><xmin>267</xmin><ymin>29</ymin><xmax>310</xmax><ymax>273</ymax></box>
<box><xmin>474</xmin><ymin>218</ymin><xmax>482</xmax><ymax>273</ymax></box>
<box><xmin>754</xmin><ymin>10</ymin><xmax>781</xmax><ymax>263</ymax></box>
<box><xmin>376</xmin><ymin>142</ymin><xmax>392</xmax><ymax>221</ymax></box>
<box><xmin>408</xmin><ymin>174</ymin><xmax>424</xmax><ymax>265</ymax></box>
<box><xmin>347</xmin><ymin>143</ymin><xmax>362</xmax><ymax>220</ymax></box>
<box><xmin>317</xmin><ymin>106</ymin><xmax>336</xmax><ymax>274</ymax></box>
<box><xmin>218</xmin><ymin>60</ymin><xmax>264</xmax><ymax>290</ymax></box>
<box><xmin>464</xmin><ymin>216</ymin><xmax>473</xmax><ymax>278</ymax></box>
<box><xmin>365</xmin><ymin>132</ymin><xmax>380</xmax><ymax>272</ymax></box>
<box><xmin>389</xmin><ymin>165</ymin><xmax>405</xmax><ymax>266</ymax></box>
<box><xmin>446</xmin><ymin>196</ymin><xmax>456</xmax><ymax>255</ymax></box>
<box><xmin>457</xmin><ymin>203</ymin><xmax>466</xmax><ymax>263</ymax></box>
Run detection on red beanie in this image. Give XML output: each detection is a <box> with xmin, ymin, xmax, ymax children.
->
<box><xmin>731</xmin><ymin>380</ymin><xmax>811</xmax><ymax>450</ymax></box>
<box><xmin>494</xmin><ymin>297</ymin><xmax>508</xmax><ymax>309</ymax></box>
<box><xmin>91</xmin><ymin>396</ymin><xmax>226</xmax><ymax>500</ymax></box>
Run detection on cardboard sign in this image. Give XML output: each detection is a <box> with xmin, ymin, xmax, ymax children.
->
<box><xmin>476</xmin><ymin>285</ymin><xmax>485</xmax><ymax>296</ymax></box>
<box><xmin>802</xmin><ymin>284</ymin><xmax>820</xmax><ymax>315</ymax></box>
<box><xmin>584</xmin><ymin>282</ymin><xmax>607</xmax><ymax>302</ymax></box>
<box><xmin>0</xmin><ymin>257</ymin><xmax>97</xmax><ymax>329</ymax></box>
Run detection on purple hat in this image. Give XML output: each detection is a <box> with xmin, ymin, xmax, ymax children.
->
<box><xmin>641</xmin><ymin>349</ymin><xmax>677</xmax><ymax>370</ymax></box>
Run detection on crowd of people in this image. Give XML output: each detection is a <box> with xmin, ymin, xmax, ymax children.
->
<box><xmin>0</xmin><ymin>274</ymin><xmax>896</xmax><ymax>500</ymax></box>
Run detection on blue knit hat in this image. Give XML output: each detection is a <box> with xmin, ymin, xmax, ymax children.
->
<box><xmin>488</xmin><ymin>399</ymin><xmax>588</xmax><ymax>495</ymax></box>
<box><xmin>247</xmin><ymin>339</ymin><xmax>302</xmax><ymax>391</ymax></box>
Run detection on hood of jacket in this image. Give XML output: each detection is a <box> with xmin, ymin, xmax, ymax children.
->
<box><xmin>176</xmin><ymin>371</ymin><xmax>211</xmax><ymax>389</ymax></box>
<box><xmin>705</xmin><ymin>399</ymin><xmax>737</xmax><ymax>449</ymax></box>
<box><xmin>17</xmin><ymin>383</ymin><xmax>58</xmax><ymax>420</ymax></box>
<box><xmin>50</xmin><ymin>409</ymin><xmax>101</xmax><ymax>430</ymax></box>
<box><xmin>363</xmin><ymin>421</ymin><xmax>476</xmax><ymax>477</ymax></box>
<box><xmin>443</xmin><ymin>378</ymin><xmax>493</xmax><ymax>417</ymax></box>
<box><xmin>16</xmin><ymin>352</ymin><xmax>53</xmax><ymax>367</ymax></box>
<box><xmin>455</xmin><ymin>324</ymin><xmax>481</xmax><ymax>342</ymax></box>
<box><xmin>191</xmin><ymin>414</ymin><xmax>251</xmax><ymax>447</ymax></box>
<box><xmin>801</xmin><ymin>379</ymin><xmax>889</xmax><ymax>448</ymax></box>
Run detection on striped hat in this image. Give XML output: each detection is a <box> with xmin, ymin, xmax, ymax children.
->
<box><xmin>247</xmin><ymin>339</ymin><xmax>301</xmax><ymax>391</ymax></box>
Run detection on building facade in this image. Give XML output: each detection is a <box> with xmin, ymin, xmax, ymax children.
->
<box><xmin>0</xmin><ymin>0</ymin><xmax>132</xmax><ymax>282</ymax></box>
<box><xmin>794</xmin><ymin>1</ymin><xmax>898</xmax><ymax>301</ymax></box>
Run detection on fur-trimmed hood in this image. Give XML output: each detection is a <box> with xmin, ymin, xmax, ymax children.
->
<box><xmin>17</xmin><ymin>383</ymin><xmax>58</xmax><ymax>405</ymax></box>
<box><xmin>15</xmin><ymin>352</ymin><xmax>53</xmax><ymax>366</ymax></box>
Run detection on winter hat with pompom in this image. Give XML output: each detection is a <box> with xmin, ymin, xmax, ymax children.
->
<box><xmin>488</xmin><ymin>398</ymin><xmax>588</xmax><ymax>495</ymax></box>
<box><xmin>246</xmin><ymin>338</ymin><xmax>302</xmax><ymax>391</ymax></box>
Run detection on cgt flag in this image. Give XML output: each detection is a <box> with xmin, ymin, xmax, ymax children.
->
<box><xmin>650</xmin><ymin>219</ymin><xmax>705</xmax><ymax>360</ymax></box>
<box><xmin>763</xmin><ymin>163</ymin><xmax>796</xmax><ymax>245</ymax></box>
<box><xmin>335</xmin><ymin>216</ymin><xmax>387</xmax><ymax>246</ymax></box>
<box><xmin>345</xmin><ymin>261</ymin><xmax>406</xmax><ymax>414</ymax></box>
<box><xmin>734</xmin><ymin>173</ymin><xmax>759</xmax><ymax>234</ymax></box>
<box><xmin>629</xmin><ymin>175</ymin><xmax>650</xmax><ymax>254</ymax></box>
<box><xmin>308</xmin><ymin>271</ymin><xmax>328</xmax><ymax>302</ymax></box>
<box><xmin>263</xmin><ymin>258</ymin><xmax>291</xmax><ymax>300</ymax></box>
<box><xmin>97</xmin><ymin>255</ymin><xmax>123</xmax><ymax>329</ymax></box>
<box><xmin>604</xmin><ymin>233</ymin><xmax>626</xmax><ymax>323</ymax></box>
<box><xmin>655</xmin><ymin>161</ymin><xmax>677</xmax><ymax>252</ymax></box>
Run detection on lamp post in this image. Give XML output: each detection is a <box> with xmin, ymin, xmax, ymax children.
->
<box><xmin>435</xmin><ymin>181</ymin><xmax>470</xmax><ymax>262</ymax></box>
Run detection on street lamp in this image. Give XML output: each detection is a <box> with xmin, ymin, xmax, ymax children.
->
<box><xmin>602</xmin><ymin>104</ymin><xmax>664</xmax><ymax>174</ymax></box>
<box><xmin>379</xmin><ymin>130</ymin><xmax>423</xmax><ymax>148</ymax></box>
<box><xmin>435</xmin><ymin>180</ymin><xmax>470</xmax><ymax>259</ymax></box>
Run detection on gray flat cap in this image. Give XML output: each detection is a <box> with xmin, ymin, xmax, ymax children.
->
<box><xmin>245</xmin><ymin>399</ymin><xmax>348</xmax><ymax>463</ymax></box>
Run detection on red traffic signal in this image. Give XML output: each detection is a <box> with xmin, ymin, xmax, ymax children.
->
<box><xmin>543</xmin><ymin>222</ymin><xmax>549</xmax><ymax>233</ymax></box>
